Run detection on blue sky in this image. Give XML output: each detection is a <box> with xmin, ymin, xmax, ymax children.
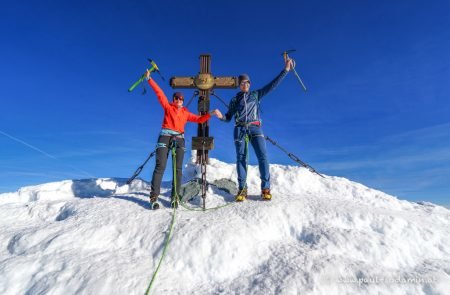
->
<box><xmin>1</xmin><ymin>0</ymin><xmax>450</xmax><ymax>207</ymax></box>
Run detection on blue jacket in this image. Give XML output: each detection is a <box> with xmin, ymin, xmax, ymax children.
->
<box><xmin>221</xmin><ymin>69</ymin><xmax>288</xmax><ymax>125</ymax></box>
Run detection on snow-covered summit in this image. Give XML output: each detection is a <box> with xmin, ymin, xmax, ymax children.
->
<box><xmin>0</xmin><ymin>158</ymin><xmax>449</xmax><ymax>294</ymax></box>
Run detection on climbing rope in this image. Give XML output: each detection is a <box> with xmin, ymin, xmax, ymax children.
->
<box><xmin>244</xmin><ymin>132</ymin><xmax>250</xmax><ymax>191</ymax></box>
<box><xmin>170</xmin><ymin>138</ymin><xmax>181</xmax><ymax>208</ymax></box>
<box><xmin>144</xmin><ymin>139</ymin><xmax>236</xmax><ymax>293</ymax></box>
<box><xmin>145</xmin><ymin>141</ymin><xmax>180</xmax><ymax>295</ymax></box>
<box><xmin>144</xmin><ymin>203</ymin><xmax>177</xmax><ymax>295</ymax></box>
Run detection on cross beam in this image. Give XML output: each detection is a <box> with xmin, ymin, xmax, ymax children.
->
<box><xmin>170</xmin><ymin>54</ymin><xmax>238</xmax><ymax>164</ymax></box>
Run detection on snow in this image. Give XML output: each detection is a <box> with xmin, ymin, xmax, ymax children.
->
<box><xmin>1</xmin><ymin>158</ymin><xmax>449</xmax><ymax>294</ymax></box>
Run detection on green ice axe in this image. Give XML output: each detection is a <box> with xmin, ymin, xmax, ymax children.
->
<box><xmin>128</xmin><ymin>59</ymin><xmax>165</xmax><ymax>92</ymax></box>
<box><xmin>282</xmin><ymin>49</ymin><xmax>307</xmax><ymax>92</ymax></box>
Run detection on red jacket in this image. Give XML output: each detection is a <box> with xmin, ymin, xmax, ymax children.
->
<box><xmin>147</xmin><ymin>78</ymin><xmax>211</xmax><ymax>133</ymax></box>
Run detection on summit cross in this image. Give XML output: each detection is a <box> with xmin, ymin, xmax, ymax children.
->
<box><xmin>170</xmin><ymin>54</ymin><xmax>238</xmax><ymax>164</ymax></box>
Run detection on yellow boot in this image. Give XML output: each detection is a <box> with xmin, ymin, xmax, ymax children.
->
<box><xmin>235</xmin><ymin>188</ymin><xmax>248</xmax><ymax>202</ymax></box>
<box><xmin>261</xmin><ymin>188</ymin><xmax>272</xmax><ymax>201</ymax></box>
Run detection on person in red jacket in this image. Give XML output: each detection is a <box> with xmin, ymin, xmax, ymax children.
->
<box><xmin>145</xmin><ymin>70</ymin><xmax>222</xmax><ymax>209</ymax></box>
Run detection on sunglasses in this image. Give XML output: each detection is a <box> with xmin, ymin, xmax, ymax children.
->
<box><xmin>174</xmin><ymin>96</ymin><xmax>184</xmax><ymax>101</ymax></box>
<box><xmin>240</xmin><ymin>81</ymin><xmax>250</xmax><ymax>86</ymax></box>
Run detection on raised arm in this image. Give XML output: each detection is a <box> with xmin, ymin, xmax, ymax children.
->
<box><xmin>146</xmin><ymin>73</ymin><xmax>170</xmax><ymax>109</ymax></box>
<box><xmin>256</xmin><ymin>58</ymin><xmax>293</xmax><ymax>100</ymax></box>
<box><xmin>256</xmin><ymin>69</ymin><xmax>288</xmax><ymax>100</ymax></box>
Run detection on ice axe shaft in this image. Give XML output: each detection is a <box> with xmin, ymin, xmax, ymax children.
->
<box><xmin>128</xmin><ymin>74</ymin><xmax>146</xmax><ymax>92</ymax></box>
<box><xmin>128</xmin><ymin>59</ymin><xmax>165</xmax><ymax>92</ymax></box>
<box><xmin>292</xmin><ymin>67</ymin><xmax>307</xmax><ymax>92</ymax></box>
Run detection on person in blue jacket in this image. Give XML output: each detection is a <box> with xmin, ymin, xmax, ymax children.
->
<box><xmin>217</xmin><ymin>58</ymin><xmax>293</xmax><ymax>201</ymax></box>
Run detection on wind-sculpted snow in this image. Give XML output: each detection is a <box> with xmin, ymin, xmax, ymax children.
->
<box><xmin>1</xmin><ymin>158</ymin><xmax>449</xmax><ymax>294</ymax></box>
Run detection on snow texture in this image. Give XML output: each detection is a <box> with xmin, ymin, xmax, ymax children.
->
<box><xmin>0</xmin><ymin>158</ymin><xmax>449</xmax><ymax>294</ymax></box>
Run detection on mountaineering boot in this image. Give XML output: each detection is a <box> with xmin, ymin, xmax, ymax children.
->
<box><xmin>149</xmin><ymin>193</ymin><xmax>160</xmax><ymax>210</ymax></box>
<box><xmin>235</xmin><ymin>188</ymin><xmax>248</xmax><ymax>202</ymax></box>
<box><xmin>261</xmin><ymin>188</ymin><xmax>272</xmax><ymax>201</ymax></box>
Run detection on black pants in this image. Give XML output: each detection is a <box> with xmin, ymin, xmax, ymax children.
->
<box><xmin>151</xmin><ymin>135</ymin><xmax>185</xmax><ymax>198</ymax></box>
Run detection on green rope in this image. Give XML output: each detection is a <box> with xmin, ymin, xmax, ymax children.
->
<box><xmin>244</xmin><ymin>133</ymin><xmax>249</xmax><ymax>190</ymax></box>
<box><xmin>144</xmin><ymin>144</ymin><xmax>179</xmax><ymax>295</ymax></box>
<box><xmin>171</xmin><ymin>143</ymin><xmax>180</xmax><ymax>207</ymax></box>
<box><xmin>143</xmin><ymin>136</ymin><xmax>246</xmax><ymax>293</ymax></box>
<box><xmin>144</xmin><ymin>205</ymin><xmax>177</xmax><ymax>295</ymax></box>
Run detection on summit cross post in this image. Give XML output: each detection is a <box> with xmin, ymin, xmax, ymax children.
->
<box><xmin>170</xmin><ymin>54</ymin><xmax>237</xmax><ymax>209</ymax></box>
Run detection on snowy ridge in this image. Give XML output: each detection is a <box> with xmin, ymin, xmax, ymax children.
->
<box><xmin>0</xmin><ymin>158</ymin><xmax>449</xmax><ymax>294</ymax></box>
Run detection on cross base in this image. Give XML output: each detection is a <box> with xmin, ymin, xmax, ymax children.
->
<box><xmin>191</xmin><ymin>137</ymin><xmax>214</xmax><ymax>150</ymax></box>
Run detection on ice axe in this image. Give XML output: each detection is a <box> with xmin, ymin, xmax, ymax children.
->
<box><xmin>128</xmin><ymin>58</ymin><xmax>165</xmax><ymax>93</ymax></box>
<box><xmin>282</xmin><ymin>49</ymin><xmax>307</xmax><ymax>92</ymax></box>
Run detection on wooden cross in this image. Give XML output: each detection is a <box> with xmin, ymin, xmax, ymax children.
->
<box><xmin>170</xmin><ymin>54</ymin><xmax>238</xmax><ymax>164</ymax></box>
